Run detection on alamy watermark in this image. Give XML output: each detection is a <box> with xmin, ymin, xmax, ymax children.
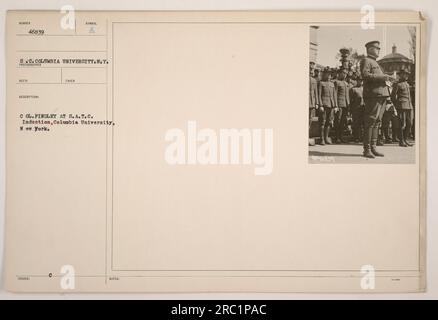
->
<box><xmin>360</xmin><ymin>4</ymin><xmax>375</xmax><ymax>29</ymax></box>
<box><xmin>60</xmin><ymin>264</ymin><xmax>75</xmax><ymax>290</ymax></box>
<box><xmin>164</xmin><ymin>121</ymin><xmax>274</xmax><ymax>176</ymax></box>
<box><xmin>360</xmin><ymin>264</ymin><xmax>376</xmax><ymax>290</ymax></box>
<box><xmin>60</xmin><ymin>5</ymin><xmax>75</xmax><ymax>30</ymax></box>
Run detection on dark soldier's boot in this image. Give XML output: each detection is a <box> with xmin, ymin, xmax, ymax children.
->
<box><xmin>324</xmin><ymin>126</ymin><xmax>332</xmax><ymax>144</ymax></box>
<box><xmin>404</xmin><ymin>129</ymin><xmax>413</xmax><ymax>146</ymax></box>
<box><xmin>336</xmin><ymin>127</ymin><xmax>347</xmax><ymax>144</ymax></box>
<box><xmin>399</xmin><ymin>130</ymin><xmax>407</xmax><ymax>147</ymax></box>
<box><xmin>371</xmin><ymin>146</ymin><xmax>384</xmax><ymax>157</ymax></box>
<box><xmin>363</xmin><ymin>125</ymin><xmax>373</xmax><ymax>158</ymax></box>
<box><xmin>392</xmin><ymin>117</ymin><xmax>400</xmax><ymax>142</ymax></box>
<box><xmin>377</xmin><ymin>136</ymin><xmax>384</xmax><ymax>146</ymax></box>
<box><xmin>371</xmin><ymin>126</ymin><xmax>384</xmax><ymax>157</ymax></box>
<box><xmin>358</xmin><ymin>132</ymin><xmax>364</xmax><ymax>144</ymax></box>
<box><xmin>332</xmin><ymin>125</ymin><xmax>339</xmax><ymax>144</ymax></box>
<box><xmin>363</xmin><ymin>145</ymin><xmax>375</xmax><ymax>158</ymax></box>
<box><xmin>392</xmin><ymin>130</ymin><xmax>399</xmax><ymax>143</ymax></box>
<box><xmin>339</xmin><ymin>134</ymin><xmax>348</xmax><ymax>144</ymax></box>
<box><xmin>383</xmin><ymin>127</ymin><xmax>392</xmax><ymax>143</ymax></box>
<box><xmin>376</xmin><ymin>125</ymin><xmax>384</xmax><ymax>146</ymax></box>
<box><xmin>319</xmin><ymin>126</ymin><xmax>325</xmax><ymax>145</ymax></box>
<box><xmin>377</xmin><ymin>132</ymin><xmax>384</xmax><ymax>146</ymax></box>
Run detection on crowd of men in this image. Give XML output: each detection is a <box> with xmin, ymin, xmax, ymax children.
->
<box><xmin>309</xmin><ymin>40</ymin><xmax>415</xmax><ymax>159</ymax></box>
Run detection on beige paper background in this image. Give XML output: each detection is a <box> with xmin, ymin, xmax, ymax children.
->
<box><xmin>4</xmin><ymin>10</ymin><xmax>426</xmax><ymax>292</ymax></box>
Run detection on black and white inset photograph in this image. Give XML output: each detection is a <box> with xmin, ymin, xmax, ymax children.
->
<box><xmin>308</xmin><ymin>25</ymin><xmax>417</xmax><ymax>163</ymax></box>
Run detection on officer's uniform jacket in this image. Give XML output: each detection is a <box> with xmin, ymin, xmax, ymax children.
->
<box><xmin>309</xmin><ymin>76</ymin><xmax>319</xmax><ymax>109</ymax></box>
<box><xmin>360</xmin><ymin>55</ymin><xmax>390</xmax><ymax>98</ymax></box>
<box><xmin>334</xmin><ymin>80</ymin><xmax>350</xmax><ymax>108</ymax></box>
<box><xmin>391</xmin><ymin>80</ymin><xmax>413</xmax><ymax>110</ymax></box>
<box><xmin>318</xmin><ymin>80</ymin><xmax>336</xmax><ymax>108</ymax></box>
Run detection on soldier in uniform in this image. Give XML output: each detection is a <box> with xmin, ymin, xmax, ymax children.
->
<box><xmin>333</xmin><ymin>69</ymin><xmax>350</xmax><ymax>143</ymax></box>
<box><xmin>346</xmin><ymin>71</ymin><xmax>356</xmax><ymax>90</ymax></box>
<box><xmin>314</xmin><ymin>69</ymin><xmax>321</xmax><ymax>82</ymax></box>
<box><xmin>317</xmin><ymin>68</ymin><xmax>337</xmax><ymax>145</ymax></box>
<box><xmin>360</xmin><ymin>40</ymin><xmax>396</xmax><ymax>158</ymax></box>
<box><xmin>309</xmin><ymin>62</ymin><xmax>319</xmax><ymax>131</ymax></box>
<box><xmin>410</xmin><ymin>80</ymin><xmax>416</xmax><ymax>140</ymax></box>
<box><xmin>330</xmin><ymin>68</ymin><xmax>338</xmax><ymax>82</ymax></box>
<box><xmin>391</xmin><ymin>69</ymin><xmax>414</xmax><ymax>147</ymax></box>
<box><xmin>380</xmin><ymin>101</ymin><xmax>399</xmax><ymax>145</ymax></box>
<box><xmin>349</xmin><ymin>76</ymin><xmax>365</xmax><ymax>143</ymax></box>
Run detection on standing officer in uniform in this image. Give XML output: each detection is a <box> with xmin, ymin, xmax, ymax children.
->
<box><xmin>318</xmin><ymin>67</ymin><xmax>337</xmax><ymax>145</ymax></box>
<box><xmin>391</xmin><ymin>69</ymin><xmax>414</xmax><ymax>147</ymax></box>
<box><xmin>360</xmin><ymin>40</ymin><xmax>396</xmax><ymax>158</ymax></box>
<box><xmin>333</xmin><ymin>68</ymin><xmax>350</xmax><ymax>143</ymax></box>
<box><xmin>309</xmin><ymin>62</ymin><xmax>319</xmax><ymax>133</ymax></box>
<box><xmin>380</xmin><ymin>92</ymin><xmax>399</xmax><ymax>145</ymax></box>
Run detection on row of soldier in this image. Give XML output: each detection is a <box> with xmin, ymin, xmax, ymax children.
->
<box><xmin>309</xmin><ymin>41</ymin><xmax>414</xmax><ymax>158</ymax></box>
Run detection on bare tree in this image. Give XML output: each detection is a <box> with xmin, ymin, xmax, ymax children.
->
<box><xmin>408</xmin><ymin>26</ymin><xmax>416</xmax><ymax>62</ymax></box>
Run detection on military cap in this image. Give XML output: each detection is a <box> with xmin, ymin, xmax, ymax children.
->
<box><xmin>365</xmin><ymin>40</ymin><xmax>381</xmax><ymax>49</ymax></box>
<box><xmin>322</xmin><ymin>67</ymin><xmax>331</xmax><ymax>75</ymax></box>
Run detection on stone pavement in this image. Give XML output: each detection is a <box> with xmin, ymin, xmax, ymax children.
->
<box><xmin>309</xmin><ymin>141</ymin><xmax>416</xmax><ymax>164</ymax></box>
